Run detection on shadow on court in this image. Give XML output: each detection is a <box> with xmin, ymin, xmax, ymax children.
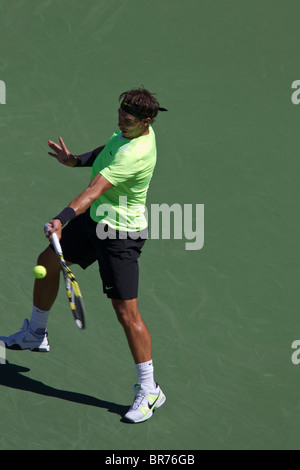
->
<box><xmin>0</xmin><ymin>361</ymin><xmax>129</xmax><ymax>419</ymax></box>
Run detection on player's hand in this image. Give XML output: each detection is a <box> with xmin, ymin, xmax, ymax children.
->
<box><xmin>45</xmin><ymin>219</ymin><xmax>63</xmax><ymax>241</ymax></box>
<box><xmin>48</xmin><ymin>137</ymin><xmax>78</xmax><ymax>167</ymax></box>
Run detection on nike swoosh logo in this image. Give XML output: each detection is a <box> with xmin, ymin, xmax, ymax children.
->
<box><xmin>148</xmin><ymin>397</ymin><xmax>159</xmax><ymax>410</ymax></box>
<box><xmin>105</xmin><ymin>286</ymin><xmax>114</xmax><ymax>290</ymax></box>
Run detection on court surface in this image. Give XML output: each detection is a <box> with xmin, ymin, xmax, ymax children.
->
<box><xmin>1</xmin><ymin>0</ymin><xmax>300</xmax><ymax>450</ymax></box>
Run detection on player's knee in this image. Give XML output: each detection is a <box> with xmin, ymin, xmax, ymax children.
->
<box><xmin>115</xmin><ymin>307</ymin><xmax>132</xmax><ymax>327</ymax></box>
<box><xmin>112</xmin><ymin>300</ymin><xmax>139</xmax><ymax>327</ymax></box>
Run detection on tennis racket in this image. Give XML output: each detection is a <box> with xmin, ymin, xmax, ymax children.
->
<box><xmin>44</xmin><ymin>224</ymin><xmax>86</xmax><ymax>329</ymax></box>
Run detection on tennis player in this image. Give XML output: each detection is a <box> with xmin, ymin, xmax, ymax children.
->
<box><xmin>0</xmin><ymin>87</ymin><xmax>167</xmax><ymax>423</ymax></box>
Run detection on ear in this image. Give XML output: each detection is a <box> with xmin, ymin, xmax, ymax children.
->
<box><xmin>144</xmin><ymin>117</ymin><xmax>151</xmax><ymax>127</ymax></box>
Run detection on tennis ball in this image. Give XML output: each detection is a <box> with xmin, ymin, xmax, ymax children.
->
<box><xmin>33</xmin><ymin>265</ymin><xmax>47</xmax><ymax>279</ymax></box>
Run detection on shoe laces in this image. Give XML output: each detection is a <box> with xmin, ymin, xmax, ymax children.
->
<box><xmin>132</xmin><ymin>385</ymin><xmax>148</xmax><ymax>410</ymax></box>
<box><xmin>20</xmin><ymin>319</ymin><xmax>46</xmax><ymax>338</ymax></box>
<box><xmin>20</xmin><ymin>319</ymin><xmax>29</xmax><ymax>332</ymax></box>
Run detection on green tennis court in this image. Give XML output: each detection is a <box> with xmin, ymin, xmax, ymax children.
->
<box><xmin>1</xmin><ymin>0</ymin><xmax>300</xmax><ymax>450</ymax></box>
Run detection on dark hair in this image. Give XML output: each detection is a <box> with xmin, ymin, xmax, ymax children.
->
<box><xmin>119</xmin><ymin>86</ymin><xmax>160</xmax><ymax>123</ymax></box>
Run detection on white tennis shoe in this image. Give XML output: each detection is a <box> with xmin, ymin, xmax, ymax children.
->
<box><xmin>0</xmin><ymin>319</ymin><xmax>50</xmax><ymax>352</ymax></box>
<box><xmin>124</xmin><ymin>383</ymin><xmax>166</xmax><ymax>423</ymax></box>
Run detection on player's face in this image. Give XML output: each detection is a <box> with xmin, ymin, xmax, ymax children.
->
<box><xmin>118</xmin><ymin>108</ymin><xmax>149</xmax><ymax>139</ymax></box>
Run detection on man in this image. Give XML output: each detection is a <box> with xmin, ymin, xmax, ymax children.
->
<box><xmin>0</xmin><ymin>87</ymin><xmax>167</xmax><ymax>423</ymax></box>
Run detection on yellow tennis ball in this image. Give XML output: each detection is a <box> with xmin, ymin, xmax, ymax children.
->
<box><xmin>33</xmin><ymin>265</ymin><xmax>47</xmax><ymax>279</ymax></box>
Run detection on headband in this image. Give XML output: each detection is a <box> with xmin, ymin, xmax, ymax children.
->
<box><xmin>120</xmin><ymin>101</ymin><xmax>168</xmax><ymax>119</ymax></box>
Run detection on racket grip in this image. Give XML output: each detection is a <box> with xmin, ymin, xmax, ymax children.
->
<box><xmin>44</xmin><ymin>223</ymin><xmax>63</xmax><ymax>255</ymax></box>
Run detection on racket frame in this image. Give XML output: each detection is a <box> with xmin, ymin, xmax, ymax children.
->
<box><xmin>44</xmin><ymin>224</ymin><xmax>86</xmax><ymax>329</ymax></box>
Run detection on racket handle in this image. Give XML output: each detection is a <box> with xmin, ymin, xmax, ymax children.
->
<box><xmin>44</xmin><ymin>223</ymin><xmax>63</xmax><ymax>256</ymax></box>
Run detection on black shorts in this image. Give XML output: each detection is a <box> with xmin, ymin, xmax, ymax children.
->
<box><xmin>53</xmin><ymin>211</ymin><xmax>147</xmax><ymax>300</ymax></box>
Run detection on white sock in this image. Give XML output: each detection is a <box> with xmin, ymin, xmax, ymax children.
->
<box><xmin>136</xmin><ymin>360</ymin><xmax>156</xmax><ymax>390</ymax></box>
<box><xmin>29</xmin><ymin>305</ymin><xmax>50</xmax><ymax>335</ymax></box>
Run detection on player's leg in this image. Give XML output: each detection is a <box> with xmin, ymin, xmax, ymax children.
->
<box><xmin>111</xmin><ymin>298</ymin><xmax>166</xmax><ymax>423</ymax></box>
<box><xmin>29</xmin><ymin>245</ymin><xmax>71</xmax><ymax>337</ymax></box>
<box><xmin>0</xmin><ymin>246</ymin><xmax>62</xmax><ymax>351</ymax></box>
<box><xmin>93</xmin><ymin>226</ymin><xmax>166</xmax><ymax>422</ymax></box>
<box><xmin>111</xmin><ymin>298</ymin><xmax>152</xmax><ymax>364</ymax></box>
<box><xmin>33</xmin><ymin>245</ymin><xmax>62</xmax><ymax>311</ymax></box>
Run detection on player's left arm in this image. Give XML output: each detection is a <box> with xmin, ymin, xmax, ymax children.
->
<box><xmin>48</xmin><ymin>137</ymin><xmax>105</xmax><ymax>167</ymax></box>
<box><xmin>74</xmin><ymin>146</ymin><xmax>106</xmax><ymax>167</ymax></box>
<box><xmin>46</xmin><ymin>173</ymin><xmax>113</xmax><ymax>239</ymax></box>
